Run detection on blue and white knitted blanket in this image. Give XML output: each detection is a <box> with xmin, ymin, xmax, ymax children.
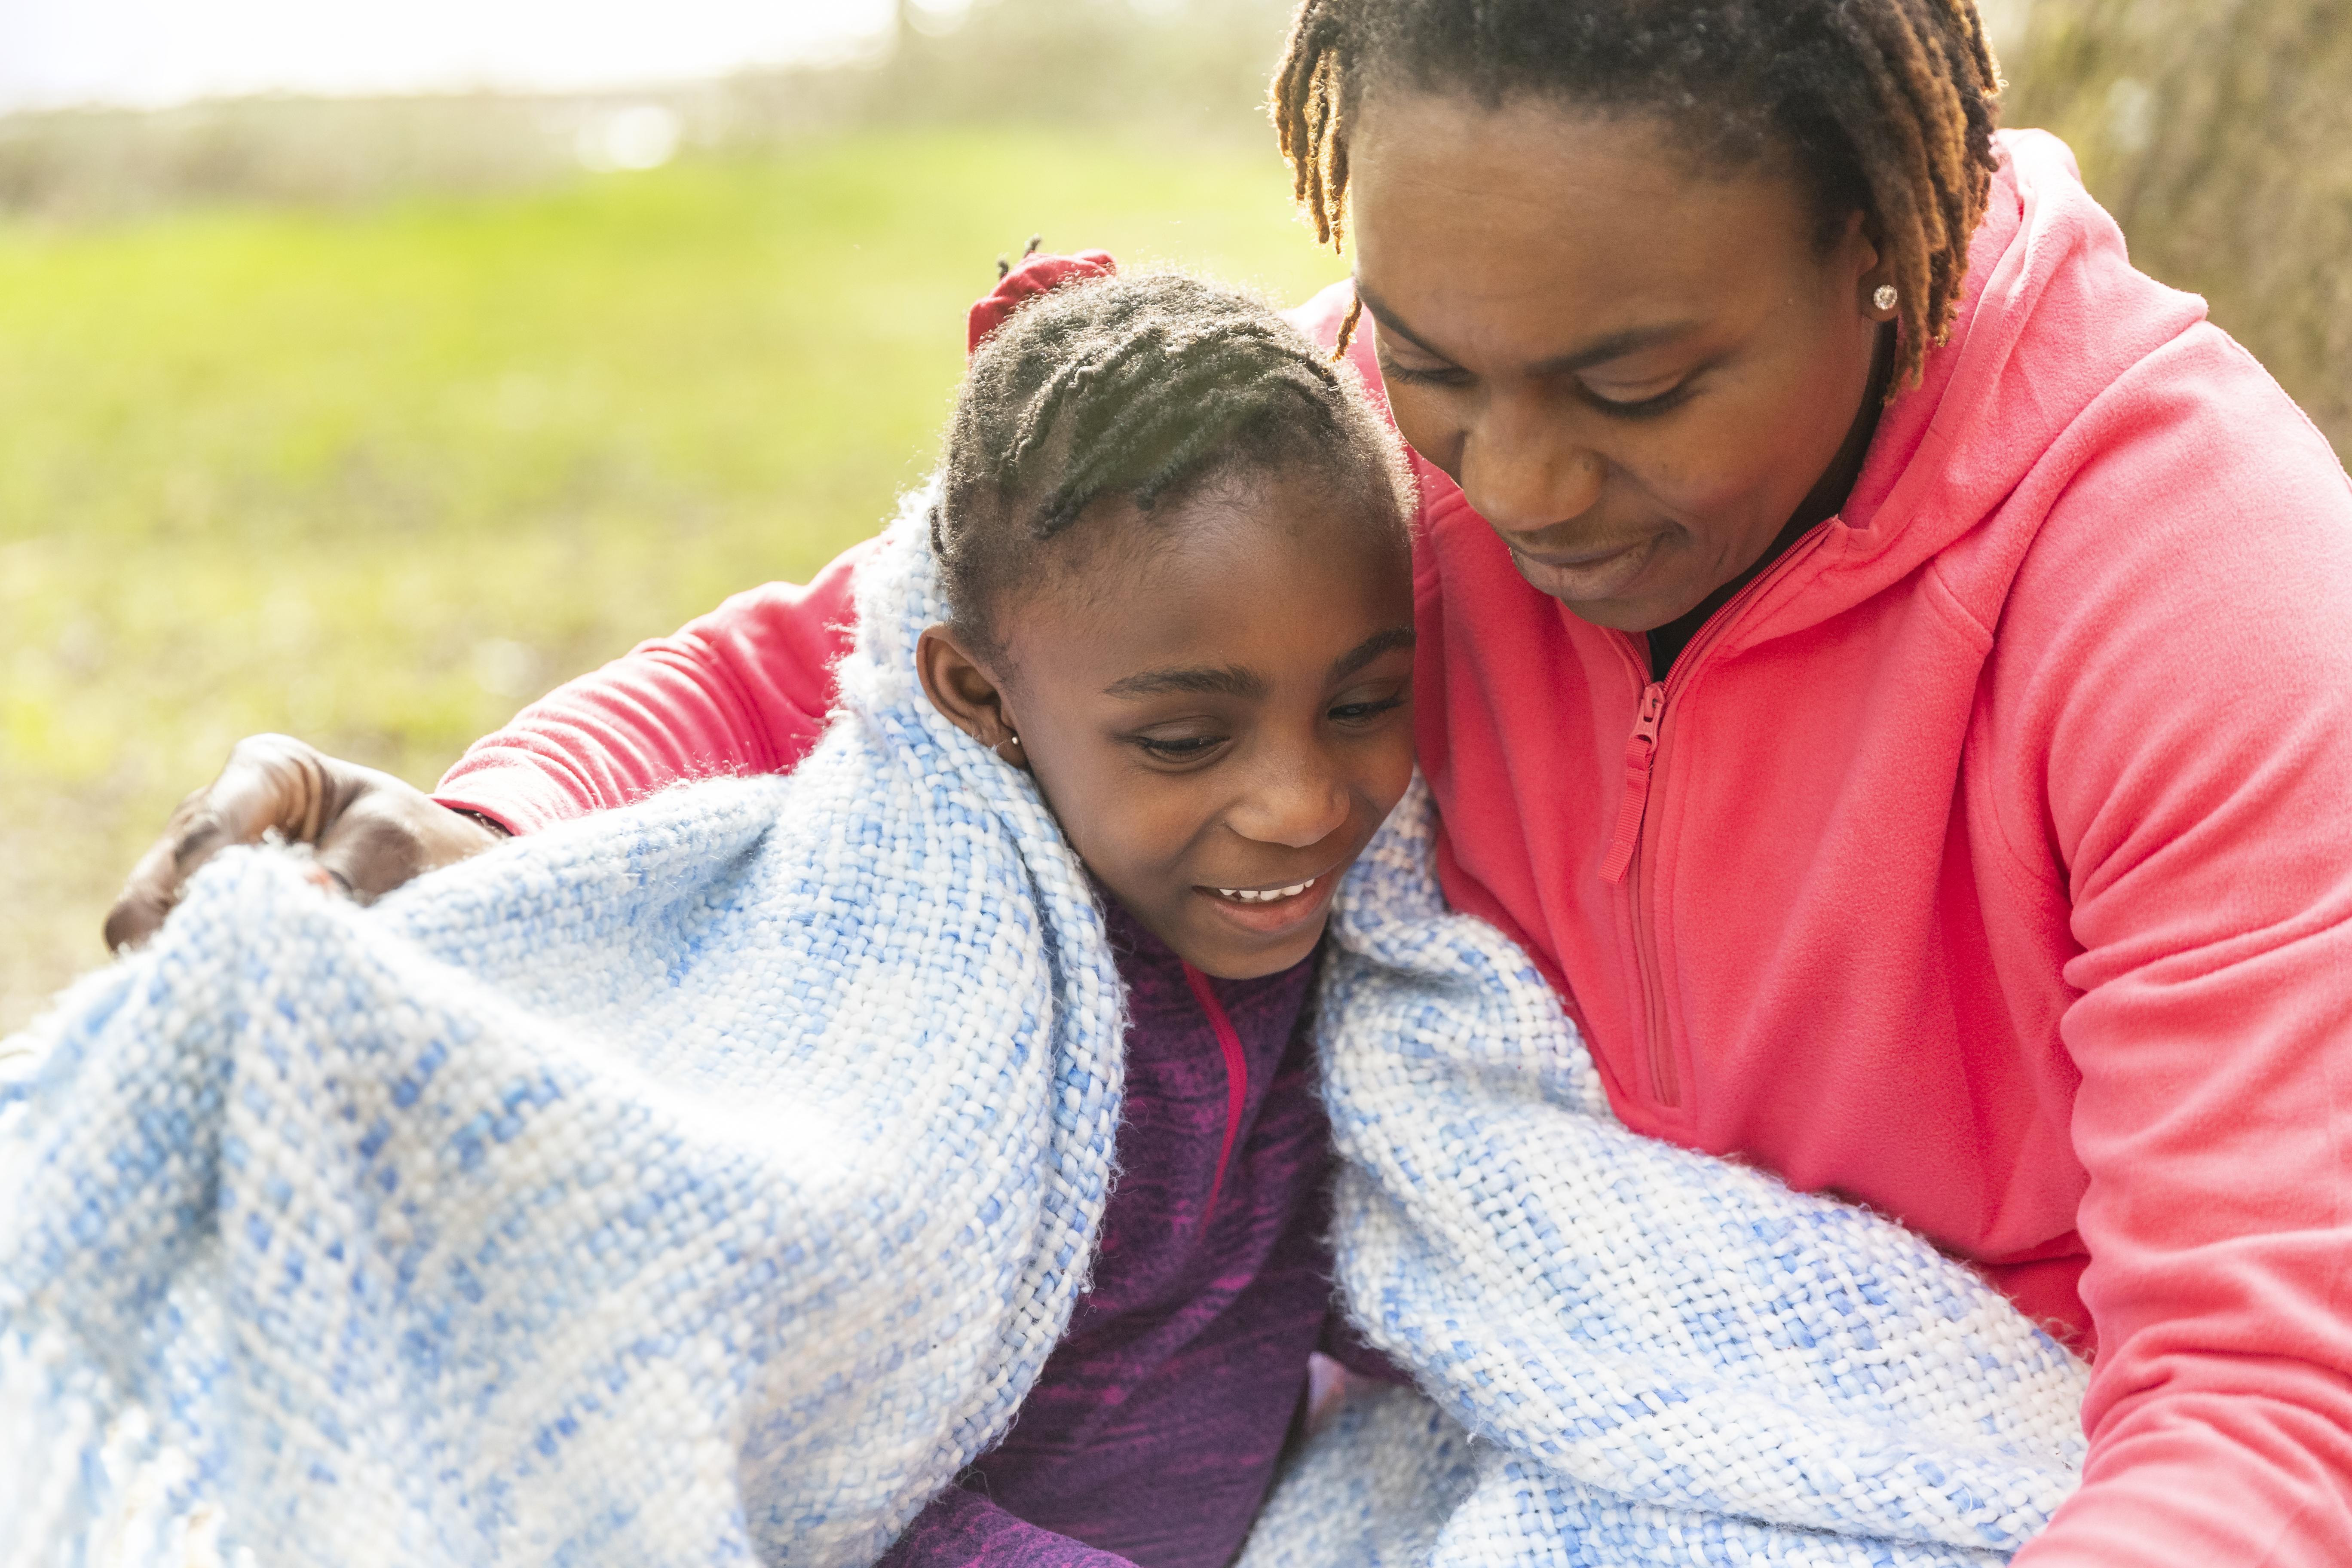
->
<box><xmin>1236</xmin><ymin>784</ymin><xmax>2089</xmax><ymax>1566</ymax></box>
<box><xmin>3</xmin><ymin>500</ymin><xmax>2087</xmax><ymax>1568</ymax></box>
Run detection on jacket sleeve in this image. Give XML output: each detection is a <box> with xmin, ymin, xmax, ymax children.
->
<box><xmin>1997</xmin><ymin>331</ymin><xmax>2352</xmax><ymax>1564</ymax></box>
<box><xmin>874</xmin><ymin>1485</ymin><xmax>1136</xmax><ymax>1568</ymax></box>
<box><xmin>433</xmin><ymin>538</ymin><xmax>873</xmax><ymax>833</ymax></box>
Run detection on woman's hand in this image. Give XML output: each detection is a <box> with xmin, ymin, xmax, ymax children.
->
<box><xmin>103</xmin><ymin>734</ymin><xmax>506</xmax><ymax>952</ymax></box>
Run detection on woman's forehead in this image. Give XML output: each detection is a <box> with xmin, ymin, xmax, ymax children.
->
<box><xmin>1347</xmin><ymin>93</ymin><xmax>1822</xmax><ymax>361</ymax></box>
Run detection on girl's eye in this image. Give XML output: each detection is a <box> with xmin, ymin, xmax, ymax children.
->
<box><xmin>1133</xmin><ymin>733</ymin><xmax>1227</xmax><ymax>762</ymax></box>
<box><xmin>1329</xmin><ymin>694</ymin><xmax>1406</xmax><ymax>725</ymax></box>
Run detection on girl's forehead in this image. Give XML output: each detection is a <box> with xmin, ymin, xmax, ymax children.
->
<box><xmin>1011</xmin><ymin>477</ymin><xmax>1412</xmax><ymax>686</ymax></box>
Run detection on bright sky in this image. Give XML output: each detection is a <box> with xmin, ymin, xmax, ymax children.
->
<box><xmin>0</xmin><ymin>0</ymin><xmax>906</xmax><ymax>112</ymax></box>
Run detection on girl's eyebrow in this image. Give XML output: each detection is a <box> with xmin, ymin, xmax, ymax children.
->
<box><xmin>1103</xmin><ymin>665</ymin><xmax>1268</xmax><ymax>700</ymax></box>
<box><xmin>1329</xmin><ymin>625</ymin><xmax>1417</xmax><ymax>682</ymax></box>
<box><xmin>1100</xmin><ymin>625</ymin><xmax>1413</xmax><ymax>702</ymax></box>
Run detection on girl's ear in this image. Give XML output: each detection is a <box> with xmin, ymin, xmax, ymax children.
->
<box><xmin>916</xmin><ymin>625</ymin><xmax>1030</xmax><ymax>770</ymax></box>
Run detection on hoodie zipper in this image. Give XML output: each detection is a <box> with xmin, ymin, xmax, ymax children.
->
<box><xmin>1181</xmin><ymin>962</ymin><xmax>1248</xmax><ymax>1225</ymax></box>
<box><xmin>1597</xmin><ymin>527</ymin><xmax>1833</xmax><ymax>1111</ymax></box>
<box><xmin>1602</xmin><ymin>681</ymin><xmax>1675</xmax><ymax>1104</ymax></box>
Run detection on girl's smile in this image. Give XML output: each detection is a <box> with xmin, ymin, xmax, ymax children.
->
<box><xmin>1197</xmin><ymin>867</ymin><xmax>1341</xmax><ymax>939</ymax></box>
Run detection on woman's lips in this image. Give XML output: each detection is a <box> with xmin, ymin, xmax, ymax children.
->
<box><xmin>1194</xmin><ymin>873</ymin><xmax>1340</xmax><ymax>937</ymax></box>
<box><xmin>1506</xmin><ymin>533</ymin><xmax>1659</xmax><ymax>603</ymax></box>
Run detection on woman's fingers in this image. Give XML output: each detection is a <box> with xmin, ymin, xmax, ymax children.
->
<box><xmin>104</xmin><ymin>735</ymin><xmax>339</xmax><ymax>952</ymax></box>
<box><xmin>101</xmin><ymin>789</ymin><xmax>215</xmax><ymax>953</ymax></box>
<box><xmin>312</xmin><ymin>785</ymin><xmax>502</xmax><ymax>905</ymax></box>
<box><xmin>102</xmin><ymin>735</ymin><xmax>501</xmax><ymax>951</ymax></box>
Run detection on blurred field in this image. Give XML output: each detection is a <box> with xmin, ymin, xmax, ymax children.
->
<box><xmin>0</xmin><ymin>129</ymin><xmax>1342</xmax><ymax>1032</ymax></box>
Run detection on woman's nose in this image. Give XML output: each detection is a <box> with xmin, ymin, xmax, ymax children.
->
<box><xmin>1228</xmin><ymin>756</ymin><xmax>1351</xmax><ymax>851</ymax></box>
<box><xmin>1458</xmin><ymin>396</ymin><xmax>1606</xmax><ymax>533</ymax></box>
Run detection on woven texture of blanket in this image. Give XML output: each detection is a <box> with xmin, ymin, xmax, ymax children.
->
<box><xmin>0</xmin><ymin>500</ymin><xmax>1127</xmax><ymax>1568</ymax></box>
<box><xmin>1235</xmin><ymin>783</ymin><xmax>2092</xmax><ymax>1568</ymax></box>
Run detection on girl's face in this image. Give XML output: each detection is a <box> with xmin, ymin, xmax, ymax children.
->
<box><xmin>918</xmin><ymin>469</ymin><xmax>1416</xmax><ymax>980</ymax></box>
<box><xmin>1347</xmin><ymin>90</ymin><xmax>1892</xmax><ymax>633</ymax></box>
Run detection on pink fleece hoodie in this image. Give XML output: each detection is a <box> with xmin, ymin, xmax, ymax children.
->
<box><xmin>438</xmin><ymin>132</ymin><xmax>2352</xmax><ymax>1562</ymax></box>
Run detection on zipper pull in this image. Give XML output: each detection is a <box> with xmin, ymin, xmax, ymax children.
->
<box><xmin>1601</xmin><ymin>682</ymin><xmax>1666</xmax><ymax>885</ymax></box>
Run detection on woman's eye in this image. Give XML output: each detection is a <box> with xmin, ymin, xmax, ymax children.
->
<box><xmin>1583</xmin><ymin>380</ymin><xmax>1693</xmax><ymax>419</ymax></box>
<box><xmin>1377</xmin><ymin>355</ymin><xmax>1471</xmax><ymax>390</ymax></box>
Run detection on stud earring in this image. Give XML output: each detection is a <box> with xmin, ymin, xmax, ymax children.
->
<box><xmin>1872</xmin><ymin>284</ymin><xmax>1899</xmax><ymax>313</ymax></box>
<box><xmin>1006</xmin><ymin>733</ymin><xmax>1021</xmax><ymax>749</ymax></box>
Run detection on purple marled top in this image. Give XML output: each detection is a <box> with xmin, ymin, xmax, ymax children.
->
<box><xmin>875</xmin><ymin>893</ymin><xmax>1337</xmax><ymax>1568</ymax></box>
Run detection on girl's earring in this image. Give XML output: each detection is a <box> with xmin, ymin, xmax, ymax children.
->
<box><xmin>1872</xmin><ymin>284</ymin><xmax>1899</xmax><ymax>314</ymax></box>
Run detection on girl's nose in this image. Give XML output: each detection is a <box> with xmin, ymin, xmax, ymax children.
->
<box><xmin>1458</xmin><ymin>397</ymin><xmax>1606</xmax><ymax>532</ymax></box>
<box><xmin>1228</xmin><ymin>756</ymin><xmax>1351</xmax><ymax>851</ymax></box>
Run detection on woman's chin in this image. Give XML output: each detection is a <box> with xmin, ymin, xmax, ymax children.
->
<box><xmin>1509</xmin><ymin>538</ymin><xmax>1684</xmax><ymax>628</ymax></box>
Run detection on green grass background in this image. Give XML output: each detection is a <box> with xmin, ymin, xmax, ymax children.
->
<box><xmin>0</xmin><ymin>130</ymin><xmax>1344</xmax><ymax>1032</ymax></box>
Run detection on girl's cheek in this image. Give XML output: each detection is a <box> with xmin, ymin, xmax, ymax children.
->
<box><xmin>1372</xmin><ymin>737</ymin><xmax>1418</xmax><ymax>814</ymax></box>
<box><xmin>1335</xmin><ymin>730</ymin><xmax>1416</xmax><ymax>837</ymax></box>
<box><xmin>1090</xmin><ymin>777</ymin><xmax>1214</xmax><ymax>881</ymax></box>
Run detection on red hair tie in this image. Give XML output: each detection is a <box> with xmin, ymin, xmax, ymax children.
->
<box><xmin>967</xmin><ymin>246</ymin><xmax>1118</xmax><ymax>357</ymax></box>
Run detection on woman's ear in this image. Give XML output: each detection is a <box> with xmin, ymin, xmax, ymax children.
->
<box><xmin>1816</xmin><ymin>208</ymin><xmax>1891</xmax><ymax>322</ymax></box>
<box><xmin>1830</xmin><ymin>208</ymin><xmax>1894</xmax><ymax>322</ymax></box>
<box><xmin>916</xmin><ymin>625</ymin><xmax>1030</xmax><ymax>769</ymax></box>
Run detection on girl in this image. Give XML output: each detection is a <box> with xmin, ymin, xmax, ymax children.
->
<box><xmin>876</xmin><ymin>265</ymin><xmax>1418</xmax><ymax>1565</ymax></box>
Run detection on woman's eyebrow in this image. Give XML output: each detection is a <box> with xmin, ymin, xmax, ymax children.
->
<box><xmin>1352</xmin><ymin>283</ymin><xmax>1452</xmax><ymax>360</ymax></box>
<box><xmin>1354</xmin><ymin>281</ymin><xmax>1697</xmax><ymax>374</ymax></box>
<box><xmin>1528</xmin><ymin>321</ymin><xmax>1702</xmax><ymax>375</ymax></box>
<box><xmin>1102</xmin><ymin>665</ymin><xmax>1269</xmax><ymax>700</ymax></box>
<box><xmin>1328</xmin><ymin>625</ymin><xmax>1417</xmax><ymax>683</ymax></box>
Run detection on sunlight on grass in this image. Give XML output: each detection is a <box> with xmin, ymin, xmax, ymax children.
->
<box><xmin>0</xmin><ymin>128</ymin><xmax>1344</xmax><ymax>1030</ymax></box>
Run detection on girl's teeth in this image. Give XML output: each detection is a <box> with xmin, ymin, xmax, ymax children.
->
<box><xmin>1216</xmin><ymin>878</ymin><xmax>1316</xmax><ymax>903</ymax></box>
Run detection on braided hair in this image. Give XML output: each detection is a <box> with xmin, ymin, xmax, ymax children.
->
<box><xmin>934</xmin><ymin>271</ymin><xmax>1412</xmax><ymax>659</ymax></box>
<box><xmin>1272</xmin><ymin>0</ymin><xmax>2003</xmax><ymax>388</ymax></box>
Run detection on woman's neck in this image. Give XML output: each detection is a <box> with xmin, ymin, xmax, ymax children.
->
<box><xmin>1790</xmin><ymin>318</ymin><xmax>1900</xmax><ymax>536</ymax></box>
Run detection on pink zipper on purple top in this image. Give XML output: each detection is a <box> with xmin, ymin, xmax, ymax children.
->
<box><xmin>1181</xmin><ymin>962</ymin><xmax>1249</xmax><ymax>1223</ymax></box>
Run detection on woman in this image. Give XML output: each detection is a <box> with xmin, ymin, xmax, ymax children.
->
<box><xmin>108</xmin><ymin>2</ymin><xmax>2352</xmax><ymax>1560</ymax></box>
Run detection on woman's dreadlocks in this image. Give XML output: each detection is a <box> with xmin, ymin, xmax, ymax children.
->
<box><xmin>934</xmin><ymin>271</ymin><xmax>1412</xmax><ymax>659</ymax></box>
<box><xmin>1272</xmin><ymin>0</ymin><xmax>2004</xmax><ymax>388</ymax></box>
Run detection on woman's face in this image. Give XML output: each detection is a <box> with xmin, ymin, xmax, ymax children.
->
<box><xmin>1348</xmin><ymin>90</ymin><xmax>1891</xmax><ymax>633</ymax></box>
<box><xmin>919</xmin><ymin>470</ymin><xmax>1417</xmax><ymax>980</ymax></box>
